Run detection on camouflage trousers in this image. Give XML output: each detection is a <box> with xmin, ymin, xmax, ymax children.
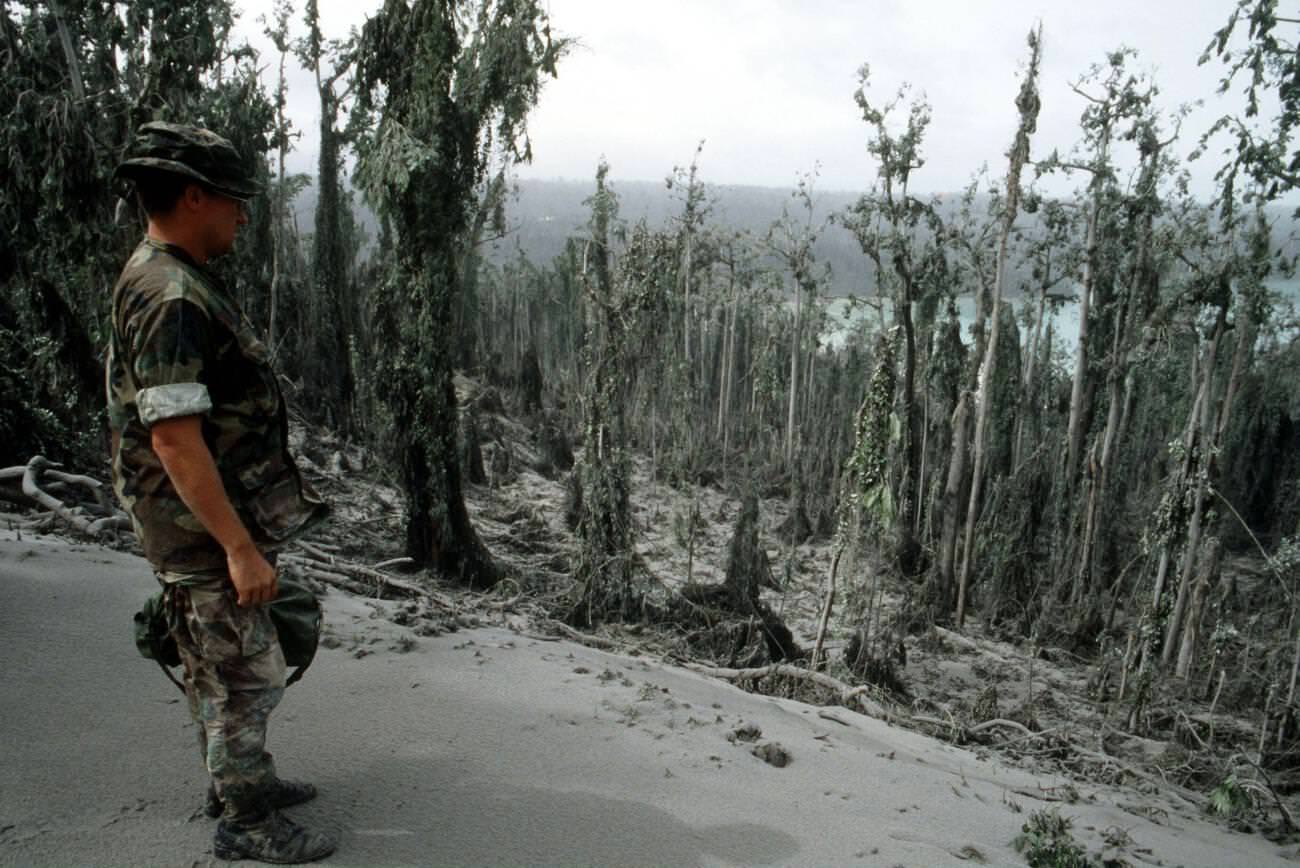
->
<box><xmin>162</xmin><ymin>576</ymin><xmax>287</xmax><ymax>821</ymax></box>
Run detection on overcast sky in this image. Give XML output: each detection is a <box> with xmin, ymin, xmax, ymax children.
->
<box><xmin>234</xmin><ymin>0</ymin><xmax>1270</xmax><ymax>199</ymax></box>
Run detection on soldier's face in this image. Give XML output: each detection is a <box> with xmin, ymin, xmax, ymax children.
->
<box><xmin>199</xmin><ymin>189</ymin><xmax>249</xmax><ymax>259</ymax></box>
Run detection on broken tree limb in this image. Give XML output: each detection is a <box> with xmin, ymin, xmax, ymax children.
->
<box><xmin>282</xmin><ymin>548</ymin><xmax>456</xmax><ymax>610</ymax></box>
<box><xmin>912</xmin><ymin>714</ymin><xmax>1039</xmax><ymax>742</ymax></box>
<box><xmin>296</xmin><ymin>540</ymin><xmax>339</xmax><ymax>562</ymax></box>
<box><xmin>970</xmin><ymin>718</ymin><xmax>1036</xmax><ymax>738</ymax></box>
<box><xmin>810</xmin><ymin>545</ymin><xmax>843</xmax><ymax>668</ymax></box>
<box><xmin>288</xmin><ymin>563</ymin><xmax>374</xmax><ymax>597</ymax></box>
<box><xmin>1231</xmin><ymin>753</ymin><xmax>1296</xmax><ymax>831</ymax></box>
<box><xmin>543</xmin><ymin>619</ymin><xmax>625</xmax><ymax>650</ymax></box>
<box><xmin>1065</xmin><ymin>743</ymin><xmax>1203</xmax><ymax>812</ymax></box>
<box><xmin>88</xmin><ymin>515</ymin><xmax>133</xmax><ymax>535</ymax></box>
<box><xmin>686</xmin><ymin>662</ymin><xmax>890</xmax><ymax>719</ymax></box>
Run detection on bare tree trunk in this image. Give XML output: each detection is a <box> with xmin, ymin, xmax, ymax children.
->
<box><xmin>1162</xmin><ymin>307</ymin><xmax>1226</xmax><ymax>666</ymax></box>
<box><xmin>51</xmin><ymin>2</ymin><xmax>85</xmax><ymax>101</ymax></box>
<box><xmin>1065</xmin><ymin>206</ymin><xmax>1097</xmax><ymax>486</ymax></box>
<box><xmin>937</xmin><ymin>392</ymin><xmax>970</xmax><ymax>613</ymax></box>
<box><xmin>1176</xmin><ymin>536</ymin><xmax>1222</xmax><ymax>679</ymax></box>
<box><xmin>683</xmin><ymin>231</ymin><xmax>692</xmax><ymax>380</ymax></box>
<box><xmin>812</xmin><ymin>546</ymin><xmax>843</xmax><ymax>667</ymax></box>
<box><xmin>1148</xmin><ymin>374</ymin><xmax>1204</xmax><ymax>632</ymax></box>
<box><xmin>1215</xmin><ymin>315</ymin><xmax>1253</xmax><ymax>446</ymax></box>
<box><xmin>1077</xmin><ymin>362</ymin><xmax>1123</xmax><ymax>597</ymax></box>
<box><xmin>1288</xmin><ymin>601</ymin><xmax>1300</xmax><ymax>707</ymax></box>
<box><xmin>916</xmin><ymin>384</ymin><xmax>930</xmax><ymax>538</ymax></box>
<box><xmin>717</xmin><ymin>269</ymin><xmax>736</xmax><ymax>439</ymax></box>
<box><xmin>1014</xmin><ymin>287</ymin><xmax>1048</xmax><ymax>469</ymax></box>
<box><xmin>268</xmin><ymin>44</ymin><xmax>288</xmax><ymax>354</ymax></box>
<box><xmin>804</xmin><ymin>339</ymin><xmax>816</xmax><ymax>433</ymax></box>
<box><xmin>896</xmin><ymin>278</ymin><xmax>920</xmax><ymax>571</ymax></box>
<box><xmin>785</xmin><ymin>283</ymin><xmax>801</xmax><ymax>466</ymax></box>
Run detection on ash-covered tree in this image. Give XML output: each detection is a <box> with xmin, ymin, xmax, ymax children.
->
<box><xmin>570</xmin><ymin>162</ymin><xmax>675</xmax><ymax>623</ymax></box>
<box><xmin>840</xmin><ymin>68</ymin><xmax>944</xmax><ymax>577</ymax></box>
<box><xmin>1200</xmin><ymin>0</ymin><xmax>1300</xmax><ymax>204</ymax></box>
<box><xmin>351</xmin><ymin>0</ymin><xmax>565</xmax><ymax>583</ymax></box>
<box><xmin>954</xmin><ymin>25</ymin><xmax>1042</xmax><ymax>627</ymax></box>
<box><xmin>766</xmin><ymin>170</ymin><xmax>830</xmax><ymax>472</ymax></box>
<box><xmin>0</xmin><ymin>0</ymin><xmax>276</xmax><ymax>463</ymax></box>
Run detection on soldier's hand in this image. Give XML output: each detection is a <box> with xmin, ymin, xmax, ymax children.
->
<box><xmin>228</xmin><ymin>544</ymin><xmax>277</xmax><ymax>607</ymax></box>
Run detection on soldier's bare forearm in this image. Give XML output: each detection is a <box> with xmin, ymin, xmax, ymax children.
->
<box><xmin>151</xmin><ymin>415</ymin><xmax>276</xmax><ymax>605</ymax></box>
<box><xmin>152</xmin><ymin>415</ymin><xmax>253</xmax><ymax>554</ymax></box>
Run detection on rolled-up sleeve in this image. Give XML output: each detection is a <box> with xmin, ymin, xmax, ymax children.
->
<box><xmin>129</xmin><ymin>298</ymin><xmax>214</xmax><ymax>427</ymax></box>
<box><xmin>137</xmin><ymin>382</ymin><xmax>213</xmax><ymax>425</ymax></box>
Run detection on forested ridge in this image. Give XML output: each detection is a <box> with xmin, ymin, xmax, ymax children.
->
<box><xmin>6</xmin><ymin>0</ymin><xmax>1300</xmax><ymax>844</ymax></box>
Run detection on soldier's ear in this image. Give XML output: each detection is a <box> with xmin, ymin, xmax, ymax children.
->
<box><xmin>180</xmin><ymin>183</ymin><xmax>208</xmax><ymax>213</ymax></box>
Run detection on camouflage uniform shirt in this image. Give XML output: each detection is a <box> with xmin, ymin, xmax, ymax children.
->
<box><xmin>107</xmin><ymin>238</ymin><xmax>327</xmax><ymax>576</ymax></box>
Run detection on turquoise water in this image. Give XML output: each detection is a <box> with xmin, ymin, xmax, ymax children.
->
<box><xmin>817</xmin><ymin>293</ymin><xmax>1081</xmax><ymax>353</ymax></box>
<box><xmin>815</xmin><ymin>276</ymin><xmax>1300</xmax><ymax>354</ymax></box>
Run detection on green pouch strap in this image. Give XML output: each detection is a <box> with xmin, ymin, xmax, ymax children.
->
<box><xmin>270</xmin><ymin>569</ymin><xmax>322</xmax><ymax>686</ymax></box>
<box><xmin>133</xmin><ymin>590</ymin><xmax>180</xmax><ymax>664</ymax></box>
<box><xmin>132</xmin><ymin>569</ymin><xmax>322</xmax><ymax>691</ymax></box>
<box><xmin>132</xmin><ymin>590</ymin><xmax>185</xmax><ymax>693</ymax></box>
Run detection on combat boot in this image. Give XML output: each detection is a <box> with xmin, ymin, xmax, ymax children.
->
<box><xmin>213</xmin><ymin>811</ymin><xmax>337</xmax><ymax>864</ymax></box>
<box><xmin>206</xmin><ymin>778</ymin><xmax>318</xmax><ymax>819</ymax></box>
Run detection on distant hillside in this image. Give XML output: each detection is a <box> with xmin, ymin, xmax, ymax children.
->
<box><xmin>291</xmin><ymin>177</ymin><xmax>1300</xmax><ymax>301</ymax></box>
<box><xmin>293</xmin><ymin>177</ymin><xmax>885</xmax><ymax>296</ymax></box>
<box><xmin>482</xmin><ymin>178</ymin><xmax>878</xmax><ymax>296</ymax></box>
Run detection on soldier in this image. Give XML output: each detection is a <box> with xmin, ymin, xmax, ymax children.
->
<box><xmin>106</xmin><ymin>121</ymin><xmax>336</xmax><ymax>864</ymax></box>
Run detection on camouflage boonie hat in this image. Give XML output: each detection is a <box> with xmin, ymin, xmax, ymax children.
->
<box><xmin>114</xmin><ymin>121</ymin><xmax>261</xmax><ymax>200</ymax></box>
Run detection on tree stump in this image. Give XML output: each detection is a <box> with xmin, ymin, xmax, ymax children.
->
<box><xmin>519</xmin><ymin>342</ymin><xmax>543</xmax><ymax>414</ymax></box>
<box><xmin>460</xmin><ymin>410</ymin><xmax>487</xmax><ymax>485</ymax></box>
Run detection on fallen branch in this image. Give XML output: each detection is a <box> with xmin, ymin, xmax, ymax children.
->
<box><xmin>88</xmin><ymin>515</ymin><xmax>133</xmax><ymax>535</ymax></box>
<box><xmin>296</xmin><ymin>539</ymin><xmax>340</xmax><ymax>562</ymax></box>
<box><xmin>817</xmin><ymin>709</ymin><xmax>854</xmax><ymax>727</ymax></box>
<box><xmin>686</xmin><ymin>662</ymin><xmax>890</xmax><ymax>720</ymax></box>
<box><xmin>286</xmin><ymin>545</ymin><xmax>452</xmax><ymax>607</ymax></box>
<box><xmin>40</xmin><ymin>467</ymin><xmax>113</xmax><ymax>514</ymax></box>
<box><xmin>292</xmin><ymin>564</ymin><xmax>373</xmax><ymax>597</ymax></box>
<box><xmin>518</xmin><ymin>631</ymin><xmax>562</xmax><ymax>643</ymax></box>
<box><xmin>3</xmin><ymin>457</ymin><xmax>131</xmax><ymax>539</ymax></box>
<box><xmin>931</xmin><ymin>626</ymin><xmax>987</xmax><ymax>655</ymax></box>
<box><xmin>1009</xmin><ymin>785</ymin><xmax>1080</xmax><ymax>803</ymax></box>
<box><xmin>541</xmin><ymin>619</ymin><xmax>629</xmax><ymax>651</ymax></box>
<box><xmin>928</xmin><ymin>715</ymin><xmax>1038</xmax><ymax>737</ymax></box>
<box><xmin>1234</xmin><ymin>752</ymin><xmax>1297</xmax><ymax>831</ymax></box>
<box><xmin>22</xmin><ymin>456</ymin><xmax>95</xmax><ymax>535</ymax></box>
<box><xmin>1066</xmin><ymin>743</ymin><xmax>1204</xmax><ymax>811</ymax></box>
<box><xmin>913</xmin><ymin>715</ymin><xmax>1043</xmax><ymax>747</ymax></box>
